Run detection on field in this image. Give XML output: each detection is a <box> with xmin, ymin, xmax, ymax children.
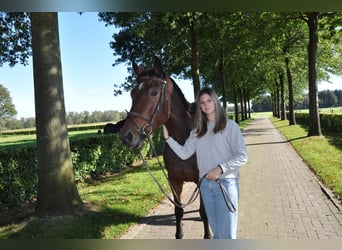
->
<box><xmin>295</xmin><ymin>106</ymin><xmax>342</xmax><ymax>114</ymax></box>
<box><xmin>1</xmin><ymin>106</ymin><xmax>341</xmax><ymax>147</ymax></box>
<box><xmin>0</xmin><ymin>122</ymin><xmax>106</xmax><ymax>148</ymax></box>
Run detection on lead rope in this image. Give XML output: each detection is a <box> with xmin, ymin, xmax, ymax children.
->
<box><xmin>215</xmin><ymin>179</ymin><xmax>236</xmax><ymax>213</ymax></box>
<box><xmin>139</xmin><ymin>134</ymin><xmax>236</xmax><ymax>212</ymax></box>
<box><xmin>138</xmin><ymin>133</ymin><xmax>201</xmax><ymax>209</ymax></box>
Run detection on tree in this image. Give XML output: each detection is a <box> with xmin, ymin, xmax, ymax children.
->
<box><xmin>318</xmin><ymin>90</ymin><xmax>337</xmax><ymax>107</ymax></box>
<box><xmin>300</xmin><ymin>12</ymin><xmax>341</xmax><ymax>136</ymax></box>
<box><xmin>0</xmin><ymin>84</ymin><xmax>17</xmax><ymax>118</ymax></box>
<box><xmin>30</xmin><ymin>12</ymin><xmax>83</xmax><ymax>216</ymax></box>
<box><xmin>302</xmin><ymin>12</ymin><xmax>322</xmax><ymax>136</ymax></box>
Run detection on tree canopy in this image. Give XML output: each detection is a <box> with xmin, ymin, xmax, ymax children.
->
<box><xmin>0</xmin><ymin>12</ymin><xmax>31</xmax><ymax>67</ymax></box>
<box><xmin>99</xmin><ymin>12</ymin><xmax>342</xmax><ymax>134</ymax></box>
<box><xmin>1</xmin><ymin>11</ymin><xmax>341</xmax><ymax>133</ymax></box>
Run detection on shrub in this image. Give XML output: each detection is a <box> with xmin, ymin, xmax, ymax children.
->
<box><xmin>286</xmin><ymin>112</ymin><xmax>342</xmax><ymax>133</ymax></box>
<box><xmin>0</xmin><ymin>147</ymin><xmax>38</xmax><ymax>210</ymax></box>
<box><xmin>0</xmin><ymin>131</ymin><xmax>161</xmax><ymax>210</ymax></box>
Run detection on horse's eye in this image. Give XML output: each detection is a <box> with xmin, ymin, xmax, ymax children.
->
<box><xmin>151</xmin><ymin>90</ymin><xmax>158</xmax><ymax>96</ymax></box>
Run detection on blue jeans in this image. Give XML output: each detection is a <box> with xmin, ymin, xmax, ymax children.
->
<box><xmin>200</xmin><ymin>178</ymin><xmax>239</xmax><ymax>239</ymax></box>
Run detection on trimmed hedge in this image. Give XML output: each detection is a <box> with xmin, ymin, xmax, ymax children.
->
<box><xmin>0</xmin><ymin>129</ymin><xmax>163</xmax><ymax>211</ymax></box>
<box><xmin>0</xmin><ymin>147</ymin><xmax>38</xmax><ymax>210</ymax></box>
<box><xmin>289</xmin><ymin>112</ymin><xmax>342</xmax><ymax>133</ymax></box>
<box><xmin>320</xmin><ymin>113</ymin><xmax>342</xmax><ymax>133</ymax></box>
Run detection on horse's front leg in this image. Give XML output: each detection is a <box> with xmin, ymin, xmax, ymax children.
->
<box><xmin>174</xmin><ymin>203</ymin><xmax>184</xmax><ymax>239</ymax></box>
<box><xmin>172</xmin><ymin>181</ymin><xmax>184</xmax><ymax>239</ymax></box>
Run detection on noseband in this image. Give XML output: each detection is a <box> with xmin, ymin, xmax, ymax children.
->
<box><xmin>126</xmin><ymin>77</ymin><xmax>168</xmax><ymax>136</ymax></box>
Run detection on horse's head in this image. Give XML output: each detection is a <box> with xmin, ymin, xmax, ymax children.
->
<box><xmin>120</xmin><ymin>56</ymin><xmax>174</xmax><ymax>149</ymax></box>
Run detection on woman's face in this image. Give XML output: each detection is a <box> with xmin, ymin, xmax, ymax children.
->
<box><xmin>199</xmin><ymin>93</ymin><xmax>216</xmax><ymax>119</ymax></box>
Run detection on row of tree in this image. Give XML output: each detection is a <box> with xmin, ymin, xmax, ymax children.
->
<box><xmin>66</xmin><ymin>110</ymin><xmax>125</xmax><ymax>125</ymax></box>
<box><xmin>318</xmin><ymin>89</ymin><xmax>342</xmax><ymax>108</ymax></box>
<box><xmin>98</xmin><ymin>12</ymin><xmax>342</xmax><ymax>134</ymax></box>
<box><xmin>0</xmin><ymin>110</ymin><xmax>126</xmax><ymax>130</ymax></box>
<box><xmin>253</xmin><ymin>89</ymin><xmax>342</xmax><ymax>112</ymax></box>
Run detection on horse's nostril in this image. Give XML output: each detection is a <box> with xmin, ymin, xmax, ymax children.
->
<box><xmin>125</xmin><ymin>131</ymin><xmax>133</xmax><ymax>143</ymax></box>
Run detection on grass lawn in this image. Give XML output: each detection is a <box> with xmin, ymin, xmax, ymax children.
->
<box><xmin>0</xmin><ymin>129</ymin><xmax>99</xmax><ymax>148</ymax></box>
<box><xmin>270</xmin><ymin>117</ymin><xmax>342</xmax><ymax>203</ymax></box>
<box><xmin>0</xmin><ymin>158</ymin><xmax>170</xmax><ymax>239</ymax></box>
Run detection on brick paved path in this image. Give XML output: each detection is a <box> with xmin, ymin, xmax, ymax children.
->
<box><xmin>121</xmin><ymin>117</ymin><xmax>342</xmax><ymax>239</ymax></box>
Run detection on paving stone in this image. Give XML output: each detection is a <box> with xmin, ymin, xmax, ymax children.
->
<box><xmin>120</xmin><ymin>117</ymin><xmax>342</xmax><ymax>239</ymax></box>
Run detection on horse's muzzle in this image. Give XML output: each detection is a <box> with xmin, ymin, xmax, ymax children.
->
<box><xmin>120</xmin><ymin>129</ymin><xmax>145</xmax><ymax>149</ymax></box>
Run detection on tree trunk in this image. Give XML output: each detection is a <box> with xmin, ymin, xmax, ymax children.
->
<box><xmin>279</xmin><ymin>73</ymin><xmax>287</xmax><ymax>121</ymax></box>
<box><xmin>219</xmin><ymin>48</ymin><xmax>227</xmax><ymax>110</ymax></box>
<box><xmin>285</xmin><ymin>57</ymin><xmax>296</xmax><ymax>125</ymax></box>
<box><xmin>306</xmin><ymin>12</ymin><xmax>322</xmax><ymax>136</ymax></box>
<box><xmin>239</xmin><ymin>88</ymin><xmax>244</xmax><ymax>121</ymax></box>
<box><xmin>243</xmin><ymin>88</ymin><xmax>248</xmax><ymax>120</ymax></box>
<box><xmin>274</xmin><ymin>82</ymin><xmax>280</xmax><ymax>118</ymax></box>
<box><xmin>190</xmin><ymin>14</ymin><xmax>200</xmax><ymax>98</ymax></box>
<box><xmin>271</xmin><ymin>93</ymin><xmax>276</xmax><ymax>117</ymax></box>
<box><xmin>30</xmin><ymin>12</ymin><xmax>83</xmax><ymax>216</ymax></box>
<box><xmin>247</xmin><ymin>91</ymin><xmax>251</xmax><ymax>119</ymax></box>
<box><xmin>234</xmin><ymin>87</ymin><xmax>239</xmax><ymax>123</ymax></box>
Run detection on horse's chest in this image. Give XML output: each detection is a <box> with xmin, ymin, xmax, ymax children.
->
<box><xmin>165</xmin><ymin>153</ymin><xmax>198</xmax><ymax>181</ymax></box>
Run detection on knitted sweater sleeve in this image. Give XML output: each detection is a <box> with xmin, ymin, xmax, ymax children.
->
<box><xmin>166</xmin><ymin>132</ymin><xmax>196</xmax><ymax>160</ymax></box>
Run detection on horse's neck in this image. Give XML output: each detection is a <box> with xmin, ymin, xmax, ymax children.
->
<box><xmin>166</xmin><ymin>93</ymin><xmax>193</xmax><ymax>145</ymax></box>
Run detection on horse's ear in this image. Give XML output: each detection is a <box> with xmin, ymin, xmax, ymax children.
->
<box><xmin>132</xmin><ymin>61</ymin><xmax>143</xmax><ymax>75</ymax></box>
<box><xmin>153</xmin><ymin>56</ymin><xmax>164</xmax><ymax>76</ymax></box>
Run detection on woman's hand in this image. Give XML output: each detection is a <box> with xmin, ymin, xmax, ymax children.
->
<box><xmin>206</xmin><ymin>166</ymin><xmax>222</xmax><ymax>180</ymax></box>
<box><xmin>162</xmin><ymin>125</ymin><xmax>170</xmax><ymax>140</ymax></box>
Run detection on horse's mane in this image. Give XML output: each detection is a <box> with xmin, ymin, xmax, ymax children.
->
<box><xmin>169</xmin><ymin>77</ymin><xmax>195</xmax><ymax>115</ymax></box>
<box><xmin>137</xmin><ymin>67</ymin><xmax>195</xmax><ymax>115</ymax></box>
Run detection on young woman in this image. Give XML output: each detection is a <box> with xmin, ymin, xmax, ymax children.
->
<box><xmin>163</xmin><ymin>88</ymin><xmax>248</xmax><ymax>239</ymax></box>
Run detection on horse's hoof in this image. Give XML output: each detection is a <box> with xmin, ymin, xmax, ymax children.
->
<box><xmin>204</xmin><ymin>233</ymin><xmax>213</xmax><ymax>239</ymax></box>
<box><xmin>175</xmin><ymin>233</ymin><xmax>184</xmax><ymax>239</ymax></box>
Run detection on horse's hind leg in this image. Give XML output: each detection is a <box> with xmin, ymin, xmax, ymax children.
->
<box><xmin>199</xmin><ymin>194</ymin><xmax>212</xmax><ymax>239</ymax></box>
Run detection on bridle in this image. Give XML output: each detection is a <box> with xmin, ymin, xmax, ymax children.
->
<box><xmin>125</xmin><ymin>77</ymin><xmax>168</xmax><ymax>137</ymax></box>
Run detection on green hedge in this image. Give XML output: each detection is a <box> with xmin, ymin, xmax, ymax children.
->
<box><xmin>320</xmin><ymin>113</ymin><xmax>342</xmax><ymax>132</ymax></box>
<box><xmin>0</xmin><ymin>147</ymin><xmax>38</xmax><ymax>209</ymax></box>
<box><xmin>0</xmin><ymin>129</ymin><xmax>163</xmax><ymax>211</ymax></box>
<box><xmin>289</xmin><ymin>112</ymin><xmax>342</xmax><ymax>133</ymax></box>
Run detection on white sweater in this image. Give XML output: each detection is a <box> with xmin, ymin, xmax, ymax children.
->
<box><xmin>166</xmin><ymin>119</ymin><xmax>248</xmax><ymax>179</ymax></box>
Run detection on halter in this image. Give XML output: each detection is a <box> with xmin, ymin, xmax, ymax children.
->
<box><xmin>126</xmin><ymin>77</ymin><xmax>168</xmax><ymax>137</ymax></box>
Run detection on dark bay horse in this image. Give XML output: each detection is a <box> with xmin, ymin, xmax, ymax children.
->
<box><xmin>119</xmin><ymin>56</ymin><xmax>211</xmax><ymax>239</ymax></box>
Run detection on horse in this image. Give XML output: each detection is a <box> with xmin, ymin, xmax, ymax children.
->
<box><xmin>119</xmin><ymin>56</ymin><xmax>211</xmax><ymax>239</ymax></box>
<box><xmin>103</xmin><ymin>119</ymin><xmax>125</xmax><ymax>134</ymax></box>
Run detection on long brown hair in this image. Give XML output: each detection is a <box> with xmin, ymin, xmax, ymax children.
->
<box><xmin>194</xmin><ymin>88</ymin><xmax>227</xmax><ymax>137</ymax></box>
